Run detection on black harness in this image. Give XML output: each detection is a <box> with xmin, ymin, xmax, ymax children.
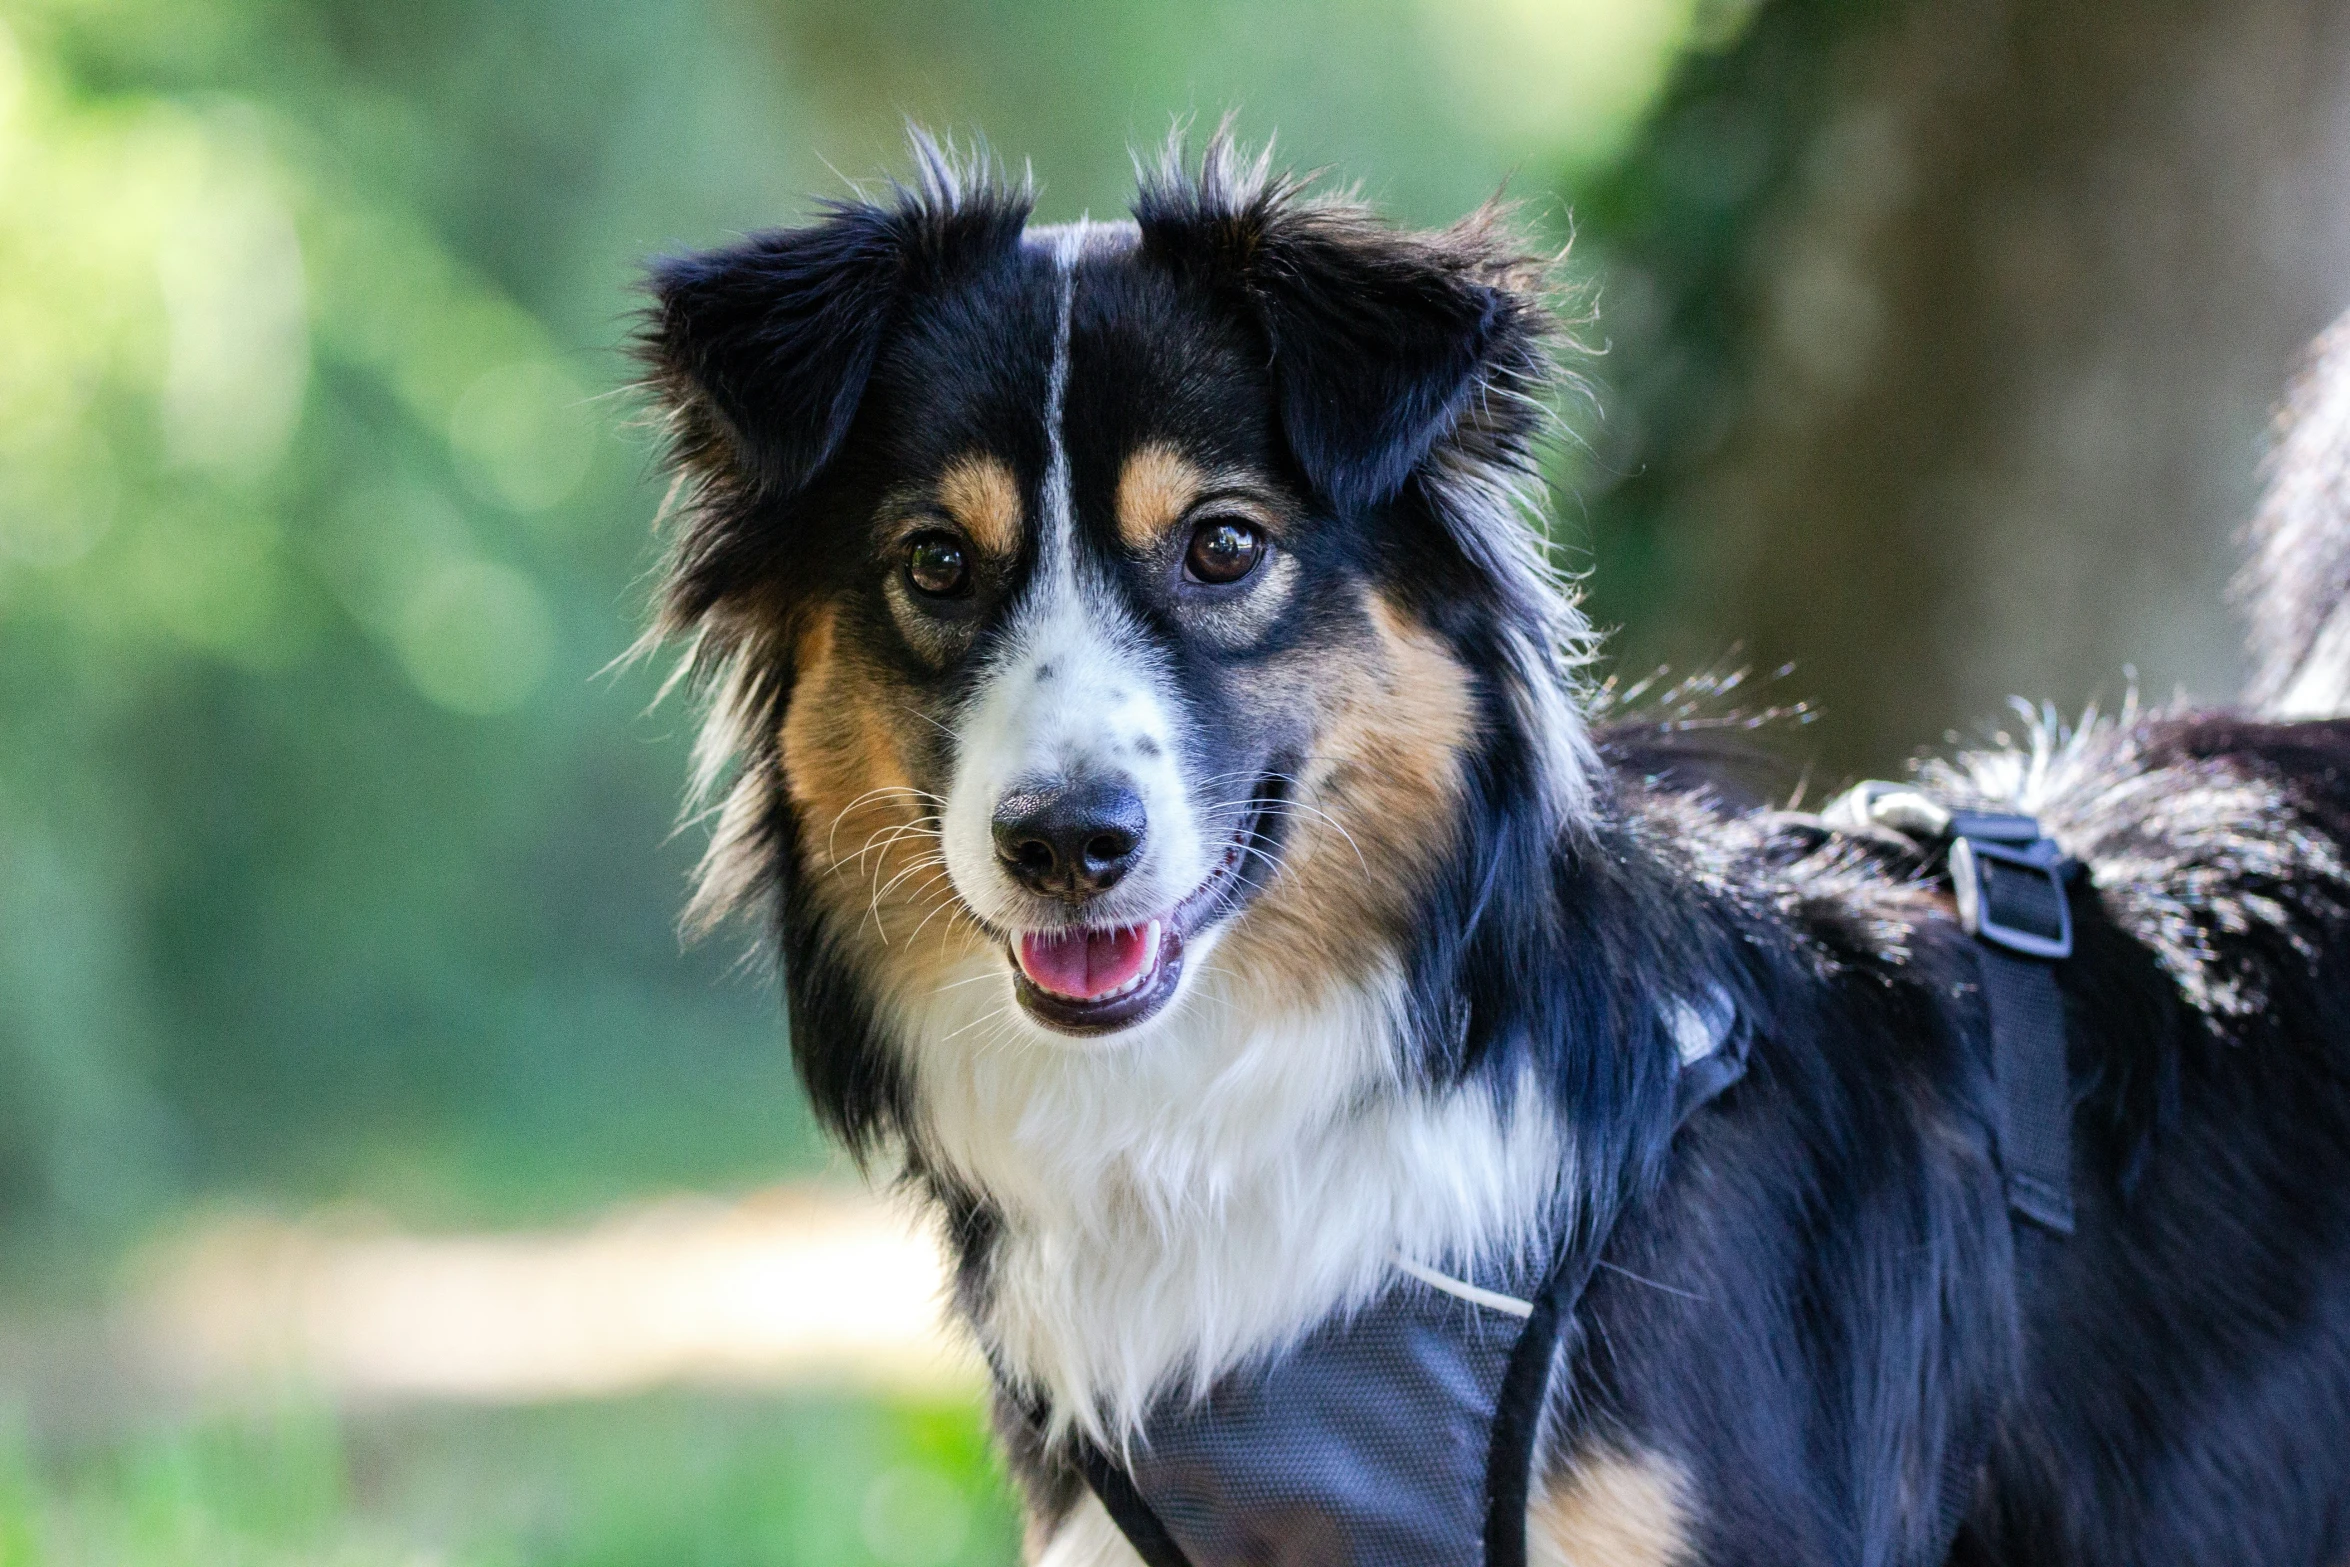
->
<box><xmin>1833</xmin><ymin>785</ymin><xmax>2080</xmax><ymax>1545</ymax></box>
<box><xmin>1833</xmin><ymin>784</ymin><xmax>2079</xmax><ymax>1237</ymax></box>
<box><xmin>1028</xmin><ymin>788</ymin><xmax>2077</xmax><ymax>1567</ymax></box>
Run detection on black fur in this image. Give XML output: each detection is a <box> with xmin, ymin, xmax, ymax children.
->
<box><xmin>644</xmin><ymin>150</ymin><xmax>1035</xmax><ymax>625</ymax></box>
<box><xmin>642</xmin><ymin>136</ymin><xmax>2350</xmax><ymax>1564</ymax></box>
<box><xmin>1132</xmin><ymin>161</ymin><xmax>1549</xmax><ymax>518</ymax></box>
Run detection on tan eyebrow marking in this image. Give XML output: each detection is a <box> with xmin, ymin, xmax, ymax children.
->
<box><xmin>1115</xmin><ymin>442</ymin><xmax>1210</xmax><ymax>552</ymax></box>
<box><xmin>935</xmin><ymin>453</ymin><xmax>1024</xmax><ymax>557</ymax></box>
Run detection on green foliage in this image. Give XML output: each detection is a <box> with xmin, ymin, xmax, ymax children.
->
<box><xmin>0</xmin><ymin>0</ymin><xmax>828</xmax><ymax>1239</ymax></box>
<box><xmin>1559</xmin><ymin>0</ymin><xmax>1901</xmax><ymax>642</ymax></box>
<box><xmin>0</xmin><ymin>1395</ymin><xmax>1021</xmax><ymax>1566</ymax></box>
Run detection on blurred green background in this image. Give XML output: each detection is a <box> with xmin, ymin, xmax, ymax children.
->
<box><xmin>6</xmin><ymin>0</ymin><xmax>2350</xmax><ymax>1559</ymax></box>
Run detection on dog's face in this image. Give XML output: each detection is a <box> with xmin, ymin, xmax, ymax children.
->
<box><xmin>644</xmin><ymin>146</ymin><xmax>1575</xmax><ymax>1091</ymax></box>
<box><xmin>800</xmin><ymin>225</ymin><xmax>1338</xmax><ymax>1039</ymax></box>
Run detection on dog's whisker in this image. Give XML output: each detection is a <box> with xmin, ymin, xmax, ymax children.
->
<box><xmin>869</xmin><ymin>869</ymin><xmax>949</xmax><ymax>930</ymax></box>
<box><xmin>1184</xmin><ymin>786</ymin><xmax>1368</xmax><ymax>874</ymax></box>
<box><xmin>906</xmin><ymin>893</ymin><xmax>981</xmax><ymax>954</ymax></box>
<box><xmin>931</xmin><ymin>967</ymin><xmax>1011</xmax><ymax>996</ymax></box>
<box><xmin>824</xmin><ymin>786</ymin><xmax>942</xmax><ymax>860</ymax></box>
<box><xmin>940</xmin><ymin>998</ymin><xmax>1020</xmax><ymax>1044</ymax></box>
<box><xmin>835</xmin><ymin>835</ymin><xmax>936</xmax><ymax>881</ymax></box>
<box><xmin>1250</xmin><ymin>805</ymin><xmax>1369</xmax><ymax>873</ymax></box>
<box><xmin>875</xmin><ymin>854</ymin><xmax>952</xmax><ymax>903</ymax></box>
<box><xmin>865</xmin><ymin>853</ymin><xmax>952</xmax><ymax>941</ymax></box>
<box><xmin>895</xmin><ymin>704</ymin><xmax>960</xmax><ymax>743</ymax></box>
<box><xmin>844</xmin><ymin>821</ymin><xmax>945</xmax><ymax>871</ymax></box>
<box><xmin>1593</xmin><ymin>1260</ymin><xmax>1706</xmax><ymax>1303</ymax></box>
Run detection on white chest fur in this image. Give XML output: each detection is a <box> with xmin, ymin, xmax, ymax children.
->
<box><xmin>892</xmin><ymin>949</ymin><xmax>1569</xmax><ymax>1441</ymax></box>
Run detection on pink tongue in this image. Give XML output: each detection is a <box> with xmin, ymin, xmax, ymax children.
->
<box><xmin>1017</xmin><ymin>921</ymin><xmax>1160</xmax><ymax>1001</ymax></box>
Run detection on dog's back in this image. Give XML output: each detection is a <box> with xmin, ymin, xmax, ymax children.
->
<box><xmin>1571</xmin><ymin>710</ymin><xmax>2350</xmax><ymax>1563</ymax></box>
<box><xmin>1971</xmin><ymin>324</ymin><xmax>2350</xmax><ymax>1560</ymax></box>
<box><xmin>1562</xmin><ymin>322</ymin><xmax>2350</xmax><ymax>1564</ymax></box>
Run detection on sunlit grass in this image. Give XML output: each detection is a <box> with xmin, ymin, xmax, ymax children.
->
<box><xmin>0</xmin><ymin>1393</ymin><xmax>1021</xmax><ymax>1567</ymax></box>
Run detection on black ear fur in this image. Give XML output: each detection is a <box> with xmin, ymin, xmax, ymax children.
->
<box><xmin>647</xmin><ymin>210</ymin><xmax>908</xmax><ymax>503</ymax></box>
<box><xmin>1134</xmin><ymin>141</ymin><xmax>1552</xmax><ymax>517</ymax></box>
<box><xmin>640</xmin><ymin>143</ymin><xmax>1031</xmax><ymax>623</ymax></box>
<box><xmin>1252</xmin><ymin>225</ymin><xmax>1522</xmax><ymax>516</ymax></box>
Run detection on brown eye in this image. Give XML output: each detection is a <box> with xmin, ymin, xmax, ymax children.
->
<box><xmin>905</xmin><ymin>531</ymin><xmax>971</xmax><ymax>598</ymax></box>
<box><xmin>1183</xmin><ymin>518</ymin><xmax>1265</xmax><ymax>585</ymax></box>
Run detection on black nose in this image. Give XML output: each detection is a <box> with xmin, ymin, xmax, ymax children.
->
<box><xmin>992</xmin><ymin>775</ymin><xmax>1147</xmax><ymax>899</ymax></box>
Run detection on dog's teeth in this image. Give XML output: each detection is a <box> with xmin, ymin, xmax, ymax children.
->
<box><xmin>1093</xmin><ymin>921</ymin><xmax>1159</xmax><ymax>1000</ymax></box>
<box><xmin>1092</xmin><ymin>920</ymin><xmax>1162</xmax><ymax>999</ymax></box>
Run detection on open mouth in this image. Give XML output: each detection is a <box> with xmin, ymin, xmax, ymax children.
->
<box><xmin>1007</xmin><ymin>777</ymin><xmax>1285</xmax><ymax>1036</ymax></box>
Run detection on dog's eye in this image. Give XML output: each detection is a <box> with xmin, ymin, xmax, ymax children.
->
<box><xmin>1183</xmin><ymin>518</ymin><xmax>1265</xmax><ymax>586</ymax></box>
<box><xmin>905</xmin><ymin>531</ymin><xmax>972</xmax><ymax>598</ymax></box>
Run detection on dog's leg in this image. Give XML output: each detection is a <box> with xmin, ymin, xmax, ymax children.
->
<box><xmin>1031</xmin><ymin>1493</ymin><xmax>1147</xmax><ymax>1567</ymax></box>
<box><xmin>1526</xmin><ymin>1447</ymin><xmax>1695</xmax><ymax>1567</ymax></box>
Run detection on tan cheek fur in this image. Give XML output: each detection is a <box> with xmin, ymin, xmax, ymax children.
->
<box><xmin>1232</xmin><ymin>590</ymin><xmax>1475</xmax><ymax>1002</ymax></box>
<box><xmin>936</xmin><ymin>453</ymin><xmax>1024</xmax><ymax>559</ymax></box>
<box><xmin>1115</xmin><ymin>442</ymin><xmax>1207</xmax><ymax>553</ymax></box>
<box><xmin>1527</xmin><ymin>1449</ymin><xmax>1696</xmax><ymax>1567</ymax></box>
<box><xmin>780</xmin><ymin>605</ymin><xmax>988</xmax><ymax>986</ymax></box>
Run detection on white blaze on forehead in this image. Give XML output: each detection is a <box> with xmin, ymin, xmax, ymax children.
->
<box><xmin>936</xmin><ymin>223</ymin><xmax>1208</xmax><ymax>943</ymax></box>
<box><xmin>1037</xmin><ymin>220</ymin><xmax>1084</xmax><ymax>563</ymax></box>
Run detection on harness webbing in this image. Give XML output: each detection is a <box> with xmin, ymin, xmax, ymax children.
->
<box><xmin>1075</xmin><ymin>1443</ymin><xmax>1190</xmax><ymax>1567</ymax></box>
<box><xmin>1979</xmin><ymin>947</ymin><xmax>2077</xmax><ymax>1233</ymax></box>
<box><xmin>1835</xmin><ymin>786</ymin><xmax>2080</xmax><ymax>1549</ymax></box>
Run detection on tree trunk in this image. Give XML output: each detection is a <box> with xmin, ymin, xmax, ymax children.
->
<box><xmin>1577</xmin><ymin>0</ymin><xmax>2350</xmax><ymax>779</ymax></box>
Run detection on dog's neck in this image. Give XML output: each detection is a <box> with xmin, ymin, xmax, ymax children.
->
<box><xmin>891</xmin><ymin>940</ymin><xmax>1573</xmax><ymax>1441</ymax></box>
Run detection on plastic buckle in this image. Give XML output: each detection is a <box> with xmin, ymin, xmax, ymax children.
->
<box><xmin>1827</xmin><ymin>780</ymin><xmax>1950</xmax><ymax>839</ymax></box>
<box><xmin>1949</xmin><ymin>830</ymin><xmax>2073</xmax><ymax>960</ymax></box>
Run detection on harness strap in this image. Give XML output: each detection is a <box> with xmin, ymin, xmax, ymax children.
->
<box><xmin>1831</xmin><ymin>785</ymin><xmax>2081</xmax><ymax>1552</ymax></box>
<box><xmin>1977</xmin><ymin>949</ymin><xmax>2076</xmax><ymax>1232</ymax></box>
<box><xmin>1480</xmin><ymin>1246</ymin><xmax>1584</xmax><ymax>1567</ymax></box>
<box><xmin>1946</xmin><ymin>810</ymin><xmax>2079</xmax><ymax>1235</ymax></box>
<box><xmin>1074</xmin><ymin>1441</ymin><xmax>1194</xmax><ymax>1567</ymax></box>
<box><xmin>1831</xmin><ymin>787</ymin><xmax>2079</xmax><ymax>1234</ymax></box>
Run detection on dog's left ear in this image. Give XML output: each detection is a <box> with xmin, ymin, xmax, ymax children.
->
<box><xmin>1250</xmin><ymin>222</ymin><xmax>1537</xmax><ymax>517</ymax></box>
<box><xmin>1137</xmin><ymin>157</ymin><xmax>1549</xmax><ymax>516</ymax></box>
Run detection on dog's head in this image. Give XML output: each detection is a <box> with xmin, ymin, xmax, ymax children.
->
<box><xmin>641</xmin><ymin>135</ymin><xmax>1596</xmax><ymax>1149</ymax></box>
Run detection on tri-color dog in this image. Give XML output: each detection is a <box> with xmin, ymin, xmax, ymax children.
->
<box><xmin>639</xmin><ymin>134</ymin><xmax>2350</xmax><ymax>1565</ymax></box>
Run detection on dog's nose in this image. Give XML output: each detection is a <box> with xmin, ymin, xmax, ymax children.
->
<box><xmin>992</xmin><ymin>775</ymin><xmax>1147</xmax><ymax>899</ymax></box>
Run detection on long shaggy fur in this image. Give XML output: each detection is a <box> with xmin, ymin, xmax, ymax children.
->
<box><xmin>638</xmin><ymin>129</ymin><xmax>2350</xmax><ymax>1566</ymax></box>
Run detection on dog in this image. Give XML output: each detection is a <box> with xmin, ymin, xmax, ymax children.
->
<box><xmin>637</xmin><ymin>132</ymin><xmax>2350</xmax><ymax>1565</ymax></box>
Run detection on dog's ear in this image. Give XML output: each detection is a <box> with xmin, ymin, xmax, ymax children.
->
<box><xmin>1247</xmin><ymin>221</ymin><xmax>1529</xmax><ymax>517</ymax></box>
<box><xmin>645</xmin><ymin>209</ymin><xmax>907</xmax><ymax>504</ymax></box>
<box><xmin>640</xmin><ymin>148</ymin><xmax>1030</xmax><ymax>623</ymax></box>
<box><xmin>1135</xmin><ymin>147</ymin><xmax>1550</xmax><ymax>517</ymax></box>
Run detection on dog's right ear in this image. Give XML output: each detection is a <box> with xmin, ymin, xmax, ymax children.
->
<box><xmin>641</xmin><ymin>151</ymin><xmax>1030</xmax><ymax>623</ymax></box>
<box><xmin>645</xmin><ymin>210</ymin><xmax>907</xmax><ymax>507</ymax></box>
